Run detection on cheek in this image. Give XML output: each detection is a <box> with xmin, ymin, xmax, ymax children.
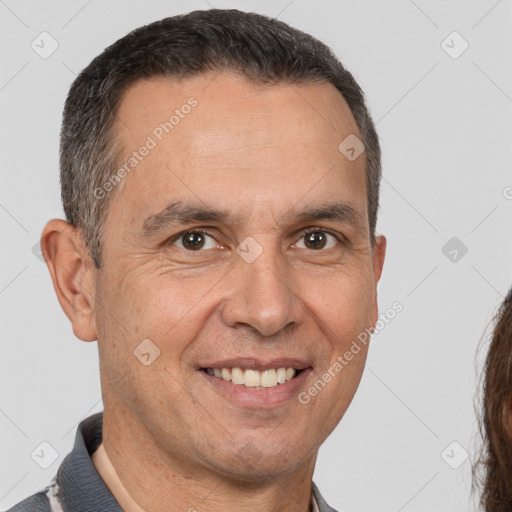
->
<box><xmin>302</xmin><ymin>265</ymin><xmax>373</xmax><ymax>410</ymax></box>
<box><xmin>97</xmin><ymin>266</ymin><xmax>220</xmax><ymax>367</ymax></box>
<box><xmin>95</xmin><ymin>269</ymin><xmax>205</xmax><ymax>419</ymax></box>
<box><xmin>308</xmin><ymin>265</ymin><xmax>375</xmax><ymax>335</ymax></box>
<box><xmin>134</xmin><ymin>274</ymin><xmax>218</xmax><ymax>347</ymax></box>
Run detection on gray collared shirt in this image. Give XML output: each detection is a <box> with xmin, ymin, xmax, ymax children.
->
<box><xmin>8</xmin><ymin>412</ymin><xmax>339</xmax><ymax>512</ymax></box>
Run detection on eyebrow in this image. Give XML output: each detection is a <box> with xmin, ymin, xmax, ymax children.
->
<box><xmin>142</xmin><ymin>201</ymin><xmax>232</xmax><ymax>235</ymax></box>
<box><xmin>141</xmin><ymin>199</ymin><xmax>366</xmax><ymax>235</ymax></box>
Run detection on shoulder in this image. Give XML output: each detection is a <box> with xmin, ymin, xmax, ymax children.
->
<box><xmin>5</xmin><ymin>490</ymin><xmax>51</xmax><ymax>512</ymax></box>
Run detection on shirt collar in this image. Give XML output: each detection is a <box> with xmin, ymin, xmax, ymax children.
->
<box><xmin>56</xmin><ymin>412</ymin><xmax>336</xmax><ymax>512</ymax></box>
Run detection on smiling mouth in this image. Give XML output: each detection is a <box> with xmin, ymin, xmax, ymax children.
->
<box><xmin>200</xmin><ymin>367</ymin><xmax>303</xmax><ymax>389</ymax></box>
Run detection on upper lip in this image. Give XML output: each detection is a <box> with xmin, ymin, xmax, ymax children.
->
<box><xmin>198</xmin><ymin>357</ymin><xmax>311</xmax><ymax>371</ymax></box>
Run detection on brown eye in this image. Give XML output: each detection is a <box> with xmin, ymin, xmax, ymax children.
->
<box><xmin>305</xmin><ymin>231</ymin><xmax>327</xmax><ymax>249</ymax></box>
<box><xmin>296</xmin><ymin>230</ymin><xmax>340</xmax><ymax>250</ymax></box>
<box><xmin>172</xmin><ymin>231</ymin><xmax>218</xmax><ymax>251</ymax></box>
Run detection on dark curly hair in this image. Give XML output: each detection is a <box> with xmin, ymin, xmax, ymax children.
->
<box><xmin>474</xmin><ymin>287</ymin><xmax>512</xmax><ymax>511</ymax></box>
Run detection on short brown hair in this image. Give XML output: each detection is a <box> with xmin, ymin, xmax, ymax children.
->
<box><xmin>60</xmin><ymin>9</ymin><xmax>381</xmax><ymax>268</ymax></box>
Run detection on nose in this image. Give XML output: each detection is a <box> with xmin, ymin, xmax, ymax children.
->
<box><xmin>220</xmin><ymin>240</ymin><xmax>305</xmax><ymax>338</ymax></box>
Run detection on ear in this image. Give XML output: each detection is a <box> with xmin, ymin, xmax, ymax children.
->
<box><xmin>40</xmin><ymin>219</ymin><xmax>98</xmax><ymax>342</ymax></box>
<box><xmin>369</xmin><ymin>234</ymin><xmax>387</xmax><ymax>328</ymax></box>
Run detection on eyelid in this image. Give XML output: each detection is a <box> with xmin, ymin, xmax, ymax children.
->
<box><xmin>299</xmin><ymin>226</ymin><xmax>344</xmax><ymax>240</ymax></box>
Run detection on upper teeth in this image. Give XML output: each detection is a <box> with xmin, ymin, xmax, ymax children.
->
<box><xmin>205</xmin><ymin>367</ymin><xmax>297</xmax><ymax>388</ymax></box>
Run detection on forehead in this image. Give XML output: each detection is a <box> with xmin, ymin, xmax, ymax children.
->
<box><xmin>107</xmin><ymin>72</ymin><xmax>367</xmax><ymax>229</ymax></box>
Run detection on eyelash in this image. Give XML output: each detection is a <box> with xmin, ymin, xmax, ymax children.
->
<box><xmin>169</xmin><ymin>227</ymin><xmax>345</xmax><ymax>251</ymax></box>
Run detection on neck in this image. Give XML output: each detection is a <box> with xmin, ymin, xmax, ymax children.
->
<box><xmin>101</xmin><ymin>406</ymin><xmax>317</xmax><ymax>512</ymax></box>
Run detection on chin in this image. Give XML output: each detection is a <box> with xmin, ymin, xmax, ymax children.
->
<box><xmin>208</xmin><ymin>442</ymin><xmax>310</xmax><ymax>482</ymax></box>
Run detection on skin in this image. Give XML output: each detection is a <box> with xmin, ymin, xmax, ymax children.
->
<box><xmin>42</xmin><ymin>72</ymin><xmax>386</xmax><ymax>512</ymax></box>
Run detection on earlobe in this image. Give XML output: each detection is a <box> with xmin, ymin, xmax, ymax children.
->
<box><xmin>40</xmin><ymin>219</ymin><xmax>98</xmax><ymax>342</ymax></box>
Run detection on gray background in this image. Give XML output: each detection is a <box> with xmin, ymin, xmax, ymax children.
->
<box><xmin>1</xmin><ymin>1</ymin><xmax>511</xmax><ymax>511</ymax></box>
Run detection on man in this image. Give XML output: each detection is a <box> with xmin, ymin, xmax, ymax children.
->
<box><xmin>10</xmin><ymin>9</ymin><xmax>386</xmax><ymax>512</ymax></box>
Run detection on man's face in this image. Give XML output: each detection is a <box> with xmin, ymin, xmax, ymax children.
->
<box><xmin>93</xmin><ymin>73</ymin><xmax>385</xmax><ymax>480</ymax></box>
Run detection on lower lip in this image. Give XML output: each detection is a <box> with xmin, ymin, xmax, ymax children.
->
<box><xmin>198</xmin><ymin>368</ymin><xmax>313</xmax><ymax>408</ymax></box>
